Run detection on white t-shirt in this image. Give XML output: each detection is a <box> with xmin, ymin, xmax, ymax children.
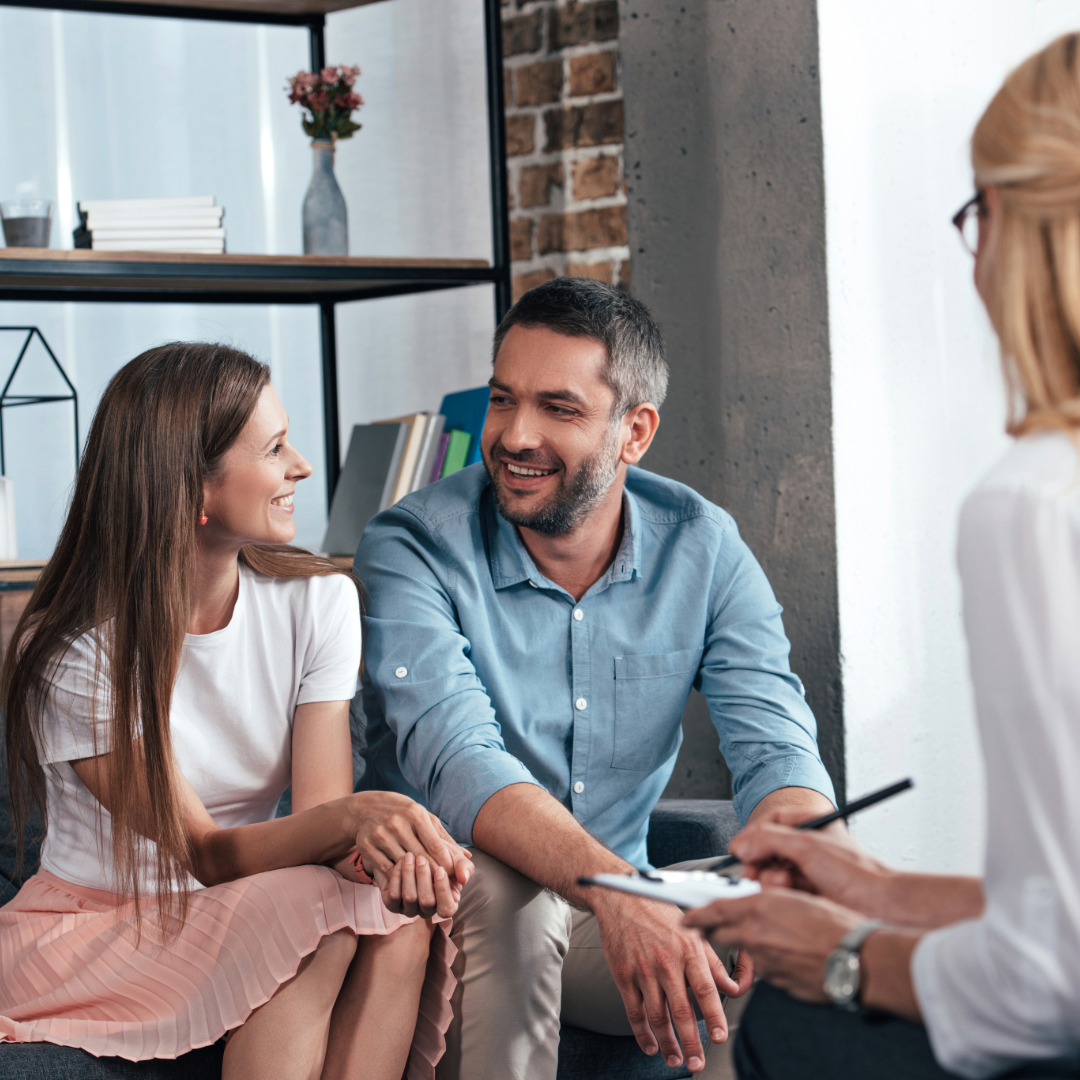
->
<box><xmin>36</xmin><ymin>564</ymin><xmax>361</xmax><ymax>894</ymax></box>
<box><xmin>913</xmin><ymin>430</ymin><xmax>1080</xmax><ymax>1077</ymax></box>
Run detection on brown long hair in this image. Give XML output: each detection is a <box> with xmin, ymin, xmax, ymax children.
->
<box><xmin>972</xmin><ymin>32</ymin><xmax>1080</xmax><ymax>434</ymax></box>
<box><xmin>2</xmin><ymin>342</ymin><xmax>354</xmax><ymax>922</ymax></box>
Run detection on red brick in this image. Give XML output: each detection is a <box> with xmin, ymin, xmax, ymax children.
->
<box><xmin>568</xmin><ymin>50</ymin><xmax>616</xmax><ymax>96</ymax></box>
<box><xmin>510</xmin><ymin>217</ymin><xmax>534</xmax><ymax>261</ymax></box>
<box><xmin>571</xmin><ymin>155</ymin><xmax>620</xmax><ymax>200</ymax></box>
<box><xmin>519</xmin><ymin>163</ymin><xmax>564</xmax><ymax>208</ymax></box>
<box><xmin>513</xmin><ymin>267</ymin><xmax>556</xmax><ymax>302</ymax></box>
<box><xmin>548</xmin><ymin>1</ymin><xmax>618</xmax><ymax>49</ymax></box>
<box><xmin>504</xmin><ymin>67</ymin><xmax>511</xmax><ymax>106</ymax></box>
<box><xmin>544</xmin><ymin>100</ymin><xmax>624</xmax><ymax>151</ymax></box>
<box><xmin>514</xmin><ymin>60</ymin><xmax>563</xmax><ymax>106</ymax></box>
<box><xmin>618</xmin><ymin>259</ymin><xmax>631</xmax><ymax>290</ymax></box>
<box><xmin>503</xmin><ymin>11</ymin><xmax>542</xmax><ymax>56</ymax></box>
<box><xmin>505</xmin><ymin>114</ymin><xmax>536</xmax><ymax>157</ymax></box>
<box><xmin>537</xmin><ymin>206</ymin><xmax>627</xmax><ymax>254</ymax></box>
<box><xmin>567</xmin><ymin>260</ymin><xmax>613</xmax><ymax>283</ymax></box>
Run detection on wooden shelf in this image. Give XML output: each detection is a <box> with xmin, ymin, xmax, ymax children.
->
<box><xmin>95</xmin><ymin>0</ymin><xmax>386</xmax><ymax>13</ymax></box>
<box><xmin>0</xmin><ymin>248</ymin><xmax>497</xmax><ymax>305</ymax></box>
<box><xmin>4</xmin><ymin>0</ymin><xmax>389</xmax><ymax>25</ymax></box>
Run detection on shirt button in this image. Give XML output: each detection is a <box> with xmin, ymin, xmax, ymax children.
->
<box><xmin>573</xmin><ymin>781</ymin><xmax>585</xmax><ymax>794</ymax></box>
<box><xmin>573</xmin><ymin>609</ymin><xmax>584</xmax><ymax>621</ymax></box>
<box><xmin>395</xmin><ymin>666</ymin><xmax>408</xmax><ymax>679</ymax></box>
<box><xmin>575</xmin><ymin>697</ymin><xmax>587</xmax><ymax>711</ymax></box>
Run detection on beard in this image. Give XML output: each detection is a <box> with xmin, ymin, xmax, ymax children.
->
<box><xmin>484</xmin><ymin>427</ymin><xmax>621</xmax><ymax>536</ymax></box>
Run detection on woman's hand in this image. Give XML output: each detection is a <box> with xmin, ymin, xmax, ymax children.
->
<box><xmin>377</xmin><ymin>852</ymin><xmax>463</xmax><ymax>919</ymax></box>
<box><xmin>728</xmin><ymin>821</ymin><xmax>894</xmax><ymax>917</ymax></box>
<box><xmin>684</xmin><ymin>889</ymin><xmax>864</xmax><ymax>1004</ymax></box>
<box><xmin>350</xmin><ymin>791</ymin><xmax>473</xmax><ymax>892</ymax></box>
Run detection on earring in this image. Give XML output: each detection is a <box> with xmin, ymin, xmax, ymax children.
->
<box><xmin>199</xmin><ymin>514</ymin><xmax>208</xmax><ymax>526</ymax></box>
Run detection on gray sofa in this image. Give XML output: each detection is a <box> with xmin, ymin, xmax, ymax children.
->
<box><xmin>0</xmin><ymin>764</ymin><xmax>740</xmax><ymax>1080</ymax></box>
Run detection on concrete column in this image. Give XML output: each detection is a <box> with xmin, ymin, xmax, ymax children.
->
<box><xmin>619</xmin><ymin>0</ymin><xmax>844</xmax><ymax>802</ymax></box>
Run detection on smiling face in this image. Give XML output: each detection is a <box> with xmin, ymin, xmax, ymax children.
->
<box><xmin>200</xmin><ymin>383</ymin><xmax>312</xmax><ymax>547</ymax></box>
<box><xmin>482</xmin><ymin>325</ymin><xmax>631</xmax><ymax>536</ymax></box>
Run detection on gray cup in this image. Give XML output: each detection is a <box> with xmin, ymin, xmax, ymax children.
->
<box><xmin>1</xmin><ymin>200</ymin><xmax>53</xmax><ymax>248</ymax></box>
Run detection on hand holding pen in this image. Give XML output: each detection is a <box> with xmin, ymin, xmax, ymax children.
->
<box><xmin>709</xmin><ymin>780</ymin><xmax>914</xmax><ymax>912</ymax></box>
<box><xmin>701</xmin><ymin>779</ymin><xmax>914</xmax><ymax>874</ymax></box>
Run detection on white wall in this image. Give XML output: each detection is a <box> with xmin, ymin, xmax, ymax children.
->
<box><xmin>0</xmin><ymin>0</ymin><xmax>495</xmax><ymax>556</ymax></box>
<box><xmin>819</xmin><ymin>0</ymin><xmax>1080</xmax><ymax>873</ymax></box>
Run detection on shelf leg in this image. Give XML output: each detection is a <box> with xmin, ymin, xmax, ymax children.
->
<box><xmin>309</xmin><ymin>17</ymin><xmax>326</xmax><ymax>73</ymax></box>
<box><xmin>319</xmin><ymin>301</ymin><xmax>341</xmax><ymax>512</ymax></box>
<box><xmin>483</xmin><ymin>0</ymin><xmax>513</xmax><ymax>322</ymax></box>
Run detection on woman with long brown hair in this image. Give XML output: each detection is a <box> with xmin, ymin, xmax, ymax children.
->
<box><xmin>0</xmin><ymin>343</ymin><xmax>472</xmax><ymax>1078</ymax></box>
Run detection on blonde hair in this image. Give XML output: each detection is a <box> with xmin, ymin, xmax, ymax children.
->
<box><xmin>973</xmin><ymin>32</ymin><xmax>1080</xmax><ymax>434</ymax></box>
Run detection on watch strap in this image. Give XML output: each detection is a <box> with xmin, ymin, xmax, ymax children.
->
<box><xmin>837</xmin><ymin>918</ymin><xmax>887</xmax><ymax>953</ymax></box>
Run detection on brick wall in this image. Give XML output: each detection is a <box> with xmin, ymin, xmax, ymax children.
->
<box><xmin>502</xmin><ymin>0</ymin><xmax>629</xmax><ymax>302</ymax></box>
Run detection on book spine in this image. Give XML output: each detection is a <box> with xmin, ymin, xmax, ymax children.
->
<box><xmin>429</xmin><ymin>432</ymin><xmax>451</xmax><ymax>484</ymax></box>
<box><xmin>78</xmin><ymin>196</ymin><xmax>216</xmax><ymax>212</ymax></box>
<box><xmin>389</xmin><ymin>415</ymin><xmax>428</xmax><ymax>507</ymax></box>
<box><xmin>91</xmin><ymin>228</ymin><xmax>226</xmax><ymax>240</ymax></box>
<box><xmin>378</xmin><ymin>425</ymin><xmax>409</xmax><ymax>513</ymax></box>
<box><xmin>411</xmin><ymin>414</ymin><xmax>445</xmax><ymax>492</ymax></box>
<box><xmin>440</xmin><ymin>430</ymin><xmax>471</xmax><ymax>478</ymax></box>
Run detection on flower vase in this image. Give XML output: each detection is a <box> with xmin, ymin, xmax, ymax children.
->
<box><xmin>302</xmin><ymin>140</ymin><xmax>348</xmax><ymax>256</ymax></box>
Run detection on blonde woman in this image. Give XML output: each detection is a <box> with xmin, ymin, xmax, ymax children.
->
<box><xmin>683</xmin><ymin>33</ymin><xmax>1080</xmax><ymax>1080</ymax></box>
<box><xmin>0</xmin><ymin>343</ymin><xmax>471</xmax><ymax>1079</ymax></box>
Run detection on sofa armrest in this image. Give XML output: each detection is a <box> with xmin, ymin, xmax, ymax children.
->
<box><xmin>646</xmin><ymin>799</ymin><xmax>740</xmax><ymax>868</ymax></box>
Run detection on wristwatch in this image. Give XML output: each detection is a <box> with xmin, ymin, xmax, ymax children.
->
<box><xmin>822</xmin><ymin>919</ymin><xmax>886</xmax><ymax>1010</ymax></box>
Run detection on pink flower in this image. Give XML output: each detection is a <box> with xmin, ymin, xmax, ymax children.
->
<box><xmin>321</xmin><ymin>66</ymin><xmax>337</xmax><ymax>83</ymax></box>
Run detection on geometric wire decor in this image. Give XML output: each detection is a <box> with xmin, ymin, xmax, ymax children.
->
<box><xmin>0</xmin><ymin>327</ymin><xmax>79</xmax><ymax>475</ymax></box>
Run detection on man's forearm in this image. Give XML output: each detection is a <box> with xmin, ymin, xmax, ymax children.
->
<box><xmin>471</xmin><ymin>782</ymin><xmax>630</xmax><ymax>909</ymax></box>
<box><xmin>747</xmin><ymin>785</ymin><xmax>836</xmax><ymax>824</ymax></box>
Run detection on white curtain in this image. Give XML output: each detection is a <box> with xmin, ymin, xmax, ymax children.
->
<box><xmin>0</xmin><ymin>0</ymin><xmax>496</xmax><ymax>555</ymax></box>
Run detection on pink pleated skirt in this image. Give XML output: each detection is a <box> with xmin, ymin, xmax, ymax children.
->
<box><xmin>0</xmin><ymin>866</ymin><xmax>455</xmax><ymax>1078</ymax></box>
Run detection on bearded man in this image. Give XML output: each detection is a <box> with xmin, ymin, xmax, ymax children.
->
<box><xmin>354</xmin><ymin>277</ymin><xmax>836</xmax><ymax>1080</ymax></box>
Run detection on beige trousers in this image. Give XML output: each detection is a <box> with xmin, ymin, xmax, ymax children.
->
<box><xmin>437</xmin><ymin>850</ymin><xmax>730</xmax><ymax>1080</ymax></box>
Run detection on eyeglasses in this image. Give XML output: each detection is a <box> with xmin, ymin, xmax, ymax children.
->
<box><xmin>952</xmin><ymin>191</ymin><xmax>985</xmax><ymax>255</ymax></box>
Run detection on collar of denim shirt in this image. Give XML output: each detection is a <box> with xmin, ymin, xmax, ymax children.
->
<box><xmin>485</xmin><ymin>481</ymin><xmax>643</xmax><ymax>600</ymax></box>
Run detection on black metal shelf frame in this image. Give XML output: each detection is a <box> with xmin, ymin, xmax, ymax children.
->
<box><xmin>0</xmin><ymin>0</ymin><xmax>513</xmax><ymax>504</ymax></box>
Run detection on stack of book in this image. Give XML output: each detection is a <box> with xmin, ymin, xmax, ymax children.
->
<box><xmin>73</xmin><ymin>196</ymin><xmax>225</xmax><ymax>254</ymax></box>
<box><xmin>322</xmin><ymin>386</ymin><xmax>489</xmax><ymax>556</ymax></box>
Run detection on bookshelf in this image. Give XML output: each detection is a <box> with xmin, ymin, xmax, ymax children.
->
<box><xmin>0</xmin><ymin>0</ymin><xmax>512</xmax><ymax>505</ymax></box>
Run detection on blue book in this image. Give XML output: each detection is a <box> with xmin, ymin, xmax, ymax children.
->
<box><xmin>438</xmin><ymin>386</ymin><xmax>490</xmax><ymax>467</ymax></box>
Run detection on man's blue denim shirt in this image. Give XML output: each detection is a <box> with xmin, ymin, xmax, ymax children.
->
<box><xmin>355</xmin><ymin>463</ymin><xmax>835</xmax><ymax>869</ymax></box>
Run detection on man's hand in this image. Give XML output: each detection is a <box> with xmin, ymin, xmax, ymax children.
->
<box><xmin>378</xmin><ymin>851</ymin><xmax>463</xmax><ymax>919</ymax></box>
<box><xmin>350</xmin><ymin>790</ymin><xmax>473</xmax><ymax>889</ymax></box>
<box><xmin>592</xmin><ymin>890</ymin><xmax>750</xmax><ymax>1073</ymax></box>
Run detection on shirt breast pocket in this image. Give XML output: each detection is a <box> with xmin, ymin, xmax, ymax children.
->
<box><xmin>612</xmin><ymin>648</ymin><xmax>703</xmax><ymax>772</ymax></box>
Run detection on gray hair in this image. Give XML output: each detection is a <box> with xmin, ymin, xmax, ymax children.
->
<box><xmin>492</xmin><ymin>277</ymin><xmax>668</xmax><ymax>416</ymax></box>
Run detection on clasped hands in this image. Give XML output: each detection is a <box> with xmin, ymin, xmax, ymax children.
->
<box><xmin>683</xmin><ymin>811</ymin><xmax>894</xmax><ymax>1005</ymax></box>
<box><xmin>332</xmin><ymin>791</ymin><xmax>473</xmax><ymax>920</ymax></box>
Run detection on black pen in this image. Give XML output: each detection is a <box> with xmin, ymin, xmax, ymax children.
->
<box><xmin>645</xmin><ymin>778</ymin><xmax>914</xmax><ymax>878</ymax></box>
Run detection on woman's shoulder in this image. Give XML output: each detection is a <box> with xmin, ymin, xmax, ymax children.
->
<box><xmin>960</xmin><ymin>429</ymin><xmax>1080</xmax><ymax>558</ymax></box>
<box><xmin>240</xmin><ymin>563</ymin><xmax>359</xmax><ymax>619</ymax></box>
<box><xmin>971</xmin><ymin>429</ymin><xmax>1080</xmax><ymax>502</ymax></box>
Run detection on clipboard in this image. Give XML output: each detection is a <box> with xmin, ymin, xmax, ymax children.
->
<box><xmin>579</xmin><ymin>870</ymin><xmax>762</xmax><ymax>910</ymax></box>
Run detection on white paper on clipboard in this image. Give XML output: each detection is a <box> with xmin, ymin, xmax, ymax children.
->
<box><xmin>579</xmin><ymin>871</ymin><xmax>762</xmax><ymax>909</ymax></box>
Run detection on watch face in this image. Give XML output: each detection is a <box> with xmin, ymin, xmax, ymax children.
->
<box><xmin>824</xmin><ymin>949</ymin><xmax>860</xmax><ymax>1004</ymax></box>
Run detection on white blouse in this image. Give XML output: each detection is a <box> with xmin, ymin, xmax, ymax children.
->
<box><xmin>913</xmin><ymin>430</ymin><xmax>1080</xmax><ymax>1077</ymax></box>
<box><xmin>36</xmin><ymin>565</ymin><xmax>361</xmax><ymax>895</ymax></box>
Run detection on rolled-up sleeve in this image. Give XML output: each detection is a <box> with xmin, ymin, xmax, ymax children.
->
<box><xmin>698</xmin><ymin>521</ymin><xmax>836</xmax><ymax>823</ymax></box>
<box><xmin>356</xmin><ymin>506</ymin><xmax>543</xmax><ymax>843</ymax></box>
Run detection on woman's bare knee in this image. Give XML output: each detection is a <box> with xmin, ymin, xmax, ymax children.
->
<box><xmin>319</xmin><ymin>927</ymin><xmax>359</xmax><ymax>968</ymax></box>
